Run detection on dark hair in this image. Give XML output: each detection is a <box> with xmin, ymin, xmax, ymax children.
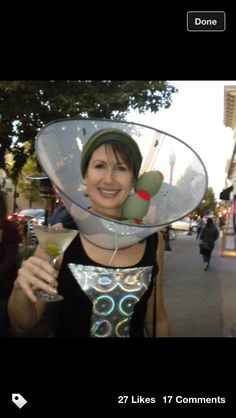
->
<box><xmin>0</xmin><ymin>191</ymin><xmax>7</xmax><ymax>228</ymax></box>
<box><xmin>206</xmin><ymin>217</ymin><xmax>213</xmax><ymax>227</ymax></box>
<box><xmin>84</xmin><ymin>140</ymin><xmax>135</xmax><ymax>176</ymax></box>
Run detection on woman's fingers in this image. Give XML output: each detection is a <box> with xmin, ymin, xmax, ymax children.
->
<box><xmin>14</xmin><ymin>256</ymin><xmax>59</xmax><ymax>302</ymax></box>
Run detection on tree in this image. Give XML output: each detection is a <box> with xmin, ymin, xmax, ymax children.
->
<box><xmin>5</xmin><ymin>142</ymin><xmax>33</xmax><ymax>211</ymax></box>
<box><xmin>0</xmin><ymin>80</ymin><xmax>177</xmax><ymax>175</ymax></box>
<box><xmin>18</xmin><ymin>154</ymin><xmax>41</xmax><ymax>207</ymax></box>
<box><xmin>193</xmin><ymin>187</ymin><xmax>217</xmax><ymax>216</ymax></box>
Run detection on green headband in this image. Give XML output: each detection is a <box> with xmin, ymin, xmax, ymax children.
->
<box><xmin>80</xmin><ymin>128</ymin><xmax>142</xmax><ymax>178</ymax></box>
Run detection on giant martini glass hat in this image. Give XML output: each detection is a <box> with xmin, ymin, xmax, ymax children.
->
<box><xmin>35</xmin><ymin>118</ymin><xmax>208</xmax><ymax>249</ymax></box>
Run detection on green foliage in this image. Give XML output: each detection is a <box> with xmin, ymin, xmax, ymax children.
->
<box><xmin>193</xmin><ymin>187</ymin><xmax>217</xmax><ymax>216</ymax></box>
<box><xmin>0</xmin><ymin>80</ymin><xmax>177</xmax><ymax>175</ymax></box>
<box><xmin>18</xmin><ymin>155</ymin><xmax>41</xmax><ymax>204</ymax></box>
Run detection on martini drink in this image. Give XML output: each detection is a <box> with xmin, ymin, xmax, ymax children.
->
<box><xmin>34</xmin><ymin>225</ymin><xmax>78</xmax><ymax>302</ymax></box>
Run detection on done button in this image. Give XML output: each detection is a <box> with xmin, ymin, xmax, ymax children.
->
<box><xmin>187</xmin><ymin>11</ymin><xmax>226</xmax><ymax>32</ymax></box>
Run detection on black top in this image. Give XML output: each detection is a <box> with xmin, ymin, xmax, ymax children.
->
<box><xmin>54</xmin><ymin>233</ymin><xmax>159</xmax><ymax>337</ymax></box>
<box><xmin>200</xmin><ymin>224</ymin><xmax>219</xmax><ymax>243</ymax></box>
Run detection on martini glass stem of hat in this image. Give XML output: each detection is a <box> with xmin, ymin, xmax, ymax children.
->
<box><xmin>33</xmin><ymin>225</ymin><xmax>78</xmax><ymax>302</ymax></box>
<box><xmin>108</xmin><ymin>232</ymin><xmax>119</xmax><ymax>265</ymax></box>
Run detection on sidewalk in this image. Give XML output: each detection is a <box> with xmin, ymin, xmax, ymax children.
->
<box><xmin>163</xmin><ymin>231</ymin><xmax>236</xmax><ymax>337</ymax></box>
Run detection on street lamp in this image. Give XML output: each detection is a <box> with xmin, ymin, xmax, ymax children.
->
<box><xmin>169</xmin><ymin>151</ymin><xmax>176</xmax><ymax>185</ymax></box>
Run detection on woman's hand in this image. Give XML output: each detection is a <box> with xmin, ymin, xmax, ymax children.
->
<box><xmin>14</xmin><ymin>254</ymin><xmax>59</xmax><ymax>303</ymax></box>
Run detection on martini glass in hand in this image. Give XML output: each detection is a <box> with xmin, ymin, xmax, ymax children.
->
<box><xmin>33</xmin><ymin>225</ymin><xmax>78</xmax><ymax>302</ymax></box>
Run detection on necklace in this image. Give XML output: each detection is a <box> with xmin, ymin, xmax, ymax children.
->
<box><xmin>108</xmin><ymin>247</ymin><xmax>119</xmax><ymax>265</ymax></box>
<box><xmin>80</xmin><ymin>233</ymin><xmax>137</xmax><ymax>266</ymax></box>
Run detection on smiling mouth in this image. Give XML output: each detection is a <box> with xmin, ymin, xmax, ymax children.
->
<box><xmin>98</xmin><ymin>188</ymin><xmax>120</xmax><ymax>197</ymax></box>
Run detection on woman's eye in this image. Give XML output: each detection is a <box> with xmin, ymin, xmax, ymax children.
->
<box><xmin>116</xmin><ymin>166</ymin><xmax>126</xmax><ymax>172</ymax></box>
<box><xmin>95</xmin><ymin>164</ymin><xmax>106</xmax><ymax>169</ymax></box>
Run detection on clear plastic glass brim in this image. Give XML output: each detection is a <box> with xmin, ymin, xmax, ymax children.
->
<box><xmin>35</xmin><ymin>118</ymin><xmax>208</xmax><ymax>249</ymax></box>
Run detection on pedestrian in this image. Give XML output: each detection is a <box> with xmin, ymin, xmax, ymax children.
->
<box><xmin>199</xmin><ymin>217</ymin><xmax>219</xmax><ymax>270</ymax></box>
<box><xmin>8</xmin><ymin>128</ymin><xmax>171</xmax><ymax>338</ymax></box>
<box><xmin>196</xmin><ymin>215</ymin><xmax>204</xmax><ymax>239</ymax></box>
<box><xmin>0</xmin><ymin>191</ymin><xmax>20</xmax><ymax>336</ymax></box>
<box><xmin>47</xmin><ymin>185</ymin><xmax>78</xmax><ymax>230</ymax></box>
<box><xmin>161</xmin><ymin>225</ymin><xmax>172</xmax><ymax>250</ymax></box>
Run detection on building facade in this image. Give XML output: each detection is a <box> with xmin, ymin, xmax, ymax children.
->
<box><xmin>221</xmin><ymin>85</ymin><xmax>236</xmax><ymax>254</ymax></box>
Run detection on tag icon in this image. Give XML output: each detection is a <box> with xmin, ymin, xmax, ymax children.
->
<box><xmin>12</xmin><ymin>393</ymin><xmax>27</xmax><ymax>409</ymax></box>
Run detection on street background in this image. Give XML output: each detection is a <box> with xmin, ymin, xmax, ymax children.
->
<box><xmin>163</xmin><ymin>231</ymin><xmax>236</xmax><ymax>337</ymax></box>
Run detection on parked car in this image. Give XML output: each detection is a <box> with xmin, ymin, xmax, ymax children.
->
<box><xmin>18</xmin><ymin>209</ymin><xmax>46</xmax><ymax>245</ymax></box>
<box><xmin>168</xmin><ymin>227</ymin><xmax>176</xmax><ymax>240</ymax></box>
<box><xmin>9</xmin><ymin>208</ymin><xmax>45</xmax><ymax>245</ymax></box>
<box><xmin>17</xmin><ymin>208</ymin><xmax>45</xmax><ymax>224</ymax></box>
<box><xmin>171</xmin><ymin>217</ymin><xmax>198</xmax><ymax>232</ymax></box>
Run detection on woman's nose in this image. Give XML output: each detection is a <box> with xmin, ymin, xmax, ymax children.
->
<box><xmin>103</xmin><ymin>168</ymin><xmax>115</xmax><ymax>183</ymax></box>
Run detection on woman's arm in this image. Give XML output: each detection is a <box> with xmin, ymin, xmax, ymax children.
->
<box><xmin>8</xmin><ymin>245</ymin><xmax>59</xmax><ymax>334</ymax></box>
<box><xmin>145</xmin><ymin>232</ymin><xmax>171</xmax><ymax>337</ymax></box>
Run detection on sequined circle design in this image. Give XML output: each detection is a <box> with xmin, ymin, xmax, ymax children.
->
<box><xmin>69</xmin><ymin>264</ymin><xmax>153</xmax><ymax>337</ymax></box>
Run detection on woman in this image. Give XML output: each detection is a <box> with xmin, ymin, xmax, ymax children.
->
<box><xmin>0</xmin><ymin>191</ymin><xmax>20</xmax><ymax>336</ymax></box>
<box><xmin>8</xmin><ymin>128</ymin><xmax>171</xmax><ymax>337</ymax></box>
<box><xmin>199</xmin><ymin>217</ymin><xmax>219</xmax><ymax>270</ymax></box>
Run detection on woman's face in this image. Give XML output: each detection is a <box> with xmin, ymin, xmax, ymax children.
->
<box><xmin>83</xmin><ymin>144</ymin><xmax>133</xmax><ymax>219</ymax></box>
